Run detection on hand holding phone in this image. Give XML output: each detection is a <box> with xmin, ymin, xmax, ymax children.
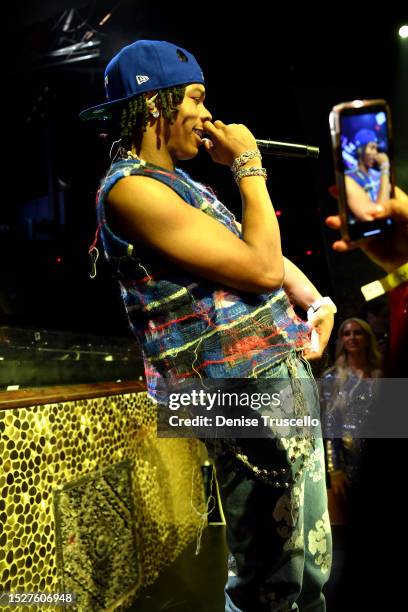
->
<box><xmin>325</xmin><ymin>186</ymin><xmax>408</xmax><ymax>273</ymax></box>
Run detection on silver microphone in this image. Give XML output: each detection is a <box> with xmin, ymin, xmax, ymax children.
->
<box><xmin>256</xmin><ymin>139</ymin><xmax>319</xmax><ymax>159</ymax></box>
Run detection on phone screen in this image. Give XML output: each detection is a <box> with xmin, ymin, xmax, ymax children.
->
<box><xmin>333</xmin><ymin>101</ymin><xmax>394</xmax><ymax>241</ymax></box>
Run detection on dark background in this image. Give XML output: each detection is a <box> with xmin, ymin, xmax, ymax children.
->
<box><xmin>2</xmin><ymin>1</ymin><xmax>408</xmax><ymax>338</ymax></box>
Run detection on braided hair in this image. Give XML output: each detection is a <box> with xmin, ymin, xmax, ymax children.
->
<box><xmin>119</xmin><ymin>85</ymin><xmax>186</xmax><ymax>153</ymax></box>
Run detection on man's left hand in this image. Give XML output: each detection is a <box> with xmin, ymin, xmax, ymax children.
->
<box><xmin>303</xmin><ymin>305</ymin><xmax>335</xmax><ymax>360</ymax></box>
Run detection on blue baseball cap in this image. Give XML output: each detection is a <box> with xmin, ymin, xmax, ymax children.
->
<box><xmin>354</xmin><ymin>129</ymin><xmax>378</xmax><ymax>147</ymax></box>
<box><xmin>79</xmin><ymin>39</ymin><xmax>205</xmax><ymax>121</ymax></box>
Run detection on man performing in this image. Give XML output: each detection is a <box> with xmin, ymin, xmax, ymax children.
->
<box><xmin>81</xmin><ymin>39</ymin><xmax>334</xmax><ymax>611</ymax></box>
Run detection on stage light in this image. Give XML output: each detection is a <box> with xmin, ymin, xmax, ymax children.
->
<box><xmin>61</xmin><ymin>8</ymin><xmax>74</xmax><ymax>32</ymax></box>
<box><xmin>99</xmin><ymin>12</ymin><xmax>112</xmax><ymax>27</ymax></box>
<box><xmin>398</xmin><ymin>25</ymin><xmax>408</xmax><ymax>39</ymax></box>
<box><xmin>48</xmin><ymin>40</ymin><xmax>100</xmax><ymax>58</ymax></box>
<box><xmin>39</xmin><ymin>9</ymin><xmax>102</xmax><ymax>68</ymax></box>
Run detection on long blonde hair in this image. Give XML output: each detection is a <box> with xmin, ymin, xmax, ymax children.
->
<box><xmin>335</xmin><ymin>317</ymin><xmax>382</xmax><ymax>376</ymax></box>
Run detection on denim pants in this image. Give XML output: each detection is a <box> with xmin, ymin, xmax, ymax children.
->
<box><xmin>208</xmin><ymin>352</ymin><xmax>332</xmax><ymax>611</ymax></box>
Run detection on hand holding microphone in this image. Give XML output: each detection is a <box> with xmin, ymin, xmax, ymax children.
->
<box><xmin>201</xmin><ymin>121</ymin><xmax>319</xmax><ymax>160</ymax></box>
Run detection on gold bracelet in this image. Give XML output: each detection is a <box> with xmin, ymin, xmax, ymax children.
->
<box><xmin>361</xmin><ymin>262</ymin><xmax>408</xmax><ymax>301</ymax></box>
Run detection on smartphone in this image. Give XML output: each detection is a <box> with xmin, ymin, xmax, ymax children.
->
<box><xmin>329</xmin><ymin>99</ymin><xmax>394</xmax><ymax>242</ymax></box>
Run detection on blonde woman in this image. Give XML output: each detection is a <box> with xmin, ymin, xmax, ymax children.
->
<box><xmin>321</xmin><ymin>318</ymin><xmax>382</xmax><ymax>503</ymax></box>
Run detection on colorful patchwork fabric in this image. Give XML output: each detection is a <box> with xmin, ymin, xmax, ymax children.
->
<box><xmin>345</xmin><ymin>167</ymin><xmax>381</xmax><ymax>202</ymax></box>
<box><xmin>95</xmin><ymin>157</ymin><xmax>311</xmax><ymax>401</ymax></box>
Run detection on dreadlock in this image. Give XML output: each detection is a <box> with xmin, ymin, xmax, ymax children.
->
<box><xmin>119</xmin><ymin>85</ymin><xmax>186</xmax><ymax>153</ymax></box>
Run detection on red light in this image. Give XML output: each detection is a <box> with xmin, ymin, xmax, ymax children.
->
<box><xmin>305</xmin><ymin>250</ymin><xmax>313</xmax><ymax>256</ymax></box>
<box><xmin>56</xmin><ymin>257</ymin><xmax>63</xmax><ymax>264</ymax></box>
<box><xmin>275</xmin><ymin>210</ymin><xmax>282</xmax><ymax>217</ymax></box>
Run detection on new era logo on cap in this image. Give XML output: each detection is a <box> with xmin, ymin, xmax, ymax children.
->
<box><xmin>136</xmin><ymin>75</ymin><xmax>150</xmax><ymax>85</ymax></box>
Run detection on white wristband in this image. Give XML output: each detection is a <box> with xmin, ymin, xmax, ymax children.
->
<box><xmin>307</xmin><ymin>297</ymin><xmax>337</xmax><ymax>321</ymax></box>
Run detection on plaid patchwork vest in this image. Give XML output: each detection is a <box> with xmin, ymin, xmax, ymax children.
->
<box><xmin>96</xmin><ymin>157</ymin><xmax>311</xmax><ymax>401</ymax></box>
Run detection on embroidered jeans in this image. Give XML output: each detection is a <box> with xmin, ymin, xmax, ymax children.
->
<box><xmin>208</xmin><ymin>353</ymin><xmax>332</xmax><ymax>611</ymax></box>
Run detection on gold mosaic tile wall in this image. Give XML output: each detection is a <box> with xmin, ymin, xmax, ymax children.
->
<box><xmin>0</xmin><ymin>391</ymin><xmax>206</xmax><ymax>611</ymax></box>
